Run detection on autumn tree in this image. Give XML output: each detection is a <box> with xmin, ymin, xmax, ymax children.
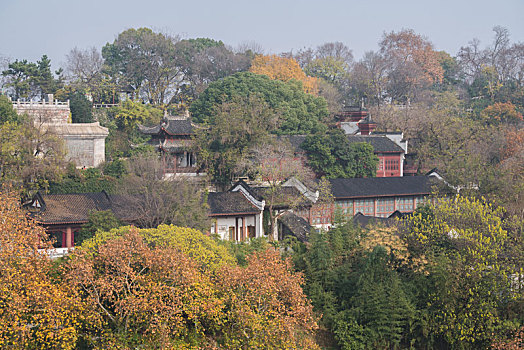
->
<box><xmin>249</xmin><ymin>54</ymin><xmax>318</xmax><ymax>94</ymax></box>
<box><xmin>379</xmin><ymin>29</ymin><xmax>444</xmax><ymax>103</ymax></box>
<box><xmin>0</xmin><ymin>188</ymin><xmax>89</xmax><ymax>349</ymax></box>
<box><xmin>68</xmin><ymin>228</ymin><xmax>223</xmax><ymax>348</ymax></box>
<box><xmin>481</xmin><ymin>101</ymin><xmax>523</xmax><ymax>124</ymax></box>
<box><xmin>70</xmin><ymin>225</ymin><xmax>319</xmax><ymax>348</ymax></box>
<box><xmin>216</xmin><ymin>249</ymin><xmax>320</xmax><ymax>349</ymax></box>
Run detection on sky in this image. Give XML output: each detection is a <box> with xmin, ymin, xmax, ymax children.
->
<box><xmin>0</xmin><ymin>0</ymin><xmax>523</xmax><ymax>70</ymax></box>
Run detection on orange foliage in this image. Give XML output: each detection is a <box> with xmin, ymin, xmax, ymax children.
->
<box><xmin>491</xmin><ymin>326</ymin><xmax>524</xmax><ymax>349</ymax></box>
<box><xmin>216</xmin><ymin>249</ymin><xmax>320</xmax><ymax>349</ymax></box>
<box><xmin>250</xmin><ymin>54</ymin><xmax>319</xmax><ymax>95</ymax></box>
<box><xmin>381</xmin><ymin>29</ymin><xmax>444</xmax><ymax>85</ymax></box>
<box><xmin>482</xmin><ymin>102</ymin><xmax>523</xmax><ymax>124</ymax></box>
<box><xmin>67</xmin><ymin>228</ymin><xmax>222</xmax><ymax>348</ymax></box>
<box><xmin>0</xmin><ymin>188</ymin><xmax>87</xmax><ymax>349</ymax></box>
<box><xmin>67</xmin><ymin>227</ymin><xmax>320</xmax><ymax>348</ymax></box>
<box><xmin>503</xmin><ymin>128</ymin><xmax>524</xmax><ymax>160</ymax></box>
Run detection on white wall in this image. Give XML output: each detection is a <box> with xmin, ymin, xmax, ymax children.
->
<box><xmin>211</xmin><ymin>214</ymin><xmax>262</xmax><ymax>241</ymax></box>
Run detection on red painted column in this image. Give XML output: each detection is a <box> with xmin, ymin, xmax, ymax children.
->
<box><xmin>65</xmin><ymin>226</ymin><xmax>72</xmax><ymax>248</ymax></box>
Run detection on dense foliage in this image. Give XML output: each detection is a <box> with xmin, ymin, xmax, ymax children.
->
<box><xmin>189</xmin><ymin>72</ymin><xmax>329</xmax><ymax>135</ymax></box>
<box><xmin>301</xmin><ymin>129</ymin><xmax>379</xmax><ymax>178</ymax></box>
<box><xmin>289</xmin><ymin>197</ymin><xmax>524</xmax><ymax>349</ymax></box>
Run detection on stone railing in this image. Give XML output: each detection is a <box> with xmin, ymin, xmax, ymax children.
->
<box><xmin>38</xmin><ymin>247</ymin><xmax>73</xmax><ymax>259</ymax></box>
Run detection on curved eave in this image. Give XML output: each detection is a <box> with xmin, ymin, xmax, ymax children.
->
<box><xmin>209</xmin><ymin>211</ymin><xmax>260</xmax><ymax>217</ymax></box>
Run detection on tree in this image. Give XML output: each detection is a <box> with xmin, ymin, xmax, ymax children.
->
<box><xmin>69</xmin><ymin>226</ymin><xmax>319</xmax><ymax>348</ymax></box>
<box><xmin>102</xmin><ymin>28</ymin><xmax>181</xmax><ymax>106</ymax></box>
<box><xmin>1</xmin><ymin>55</ymin><xmax>63</xmax><ymax>100</ymax></box>
<box><xmin>481</xmin><ymin>101</ymin><xmax>523</xmax><ymax>124</ymax></box>
<box><xmin>75</xmin><ymin>209</ymin><xmax>122</xmax><ymax>245</ymax></box>
<box><xmin>113</xmin><ymin>99</ymin><xmax>162</xmax><ymax>130</ymax></box>
<box><xmin>335</xmin><ymin>246</ymin><xmax>415</xmax><ymax>349</ymax></box>
<box><xmin>0</xmin><ymin>188</ymin><xmax>88</xmax><ymax>349</ymax></box>
<box><xmin>403</xmin><ymin>197</ymin><xmax>521</xmax><ymax>347</ymax></box>
<box><xmin>249</xmin><ymin>54</ymin><xmax>318</xmax><ymax>94</ymax></box>
<box><xmin>192</xmin><ymin>95</ymin><xmax>279</xmax><ymax>185</ymax></box>
<box><xmin>68</xmin><ymin>228</ymin><xmax>223</xmax><ymax>348</ymax></box>
<box><xmin>0</xmin><ymin>103</ymin><xmax>66</xmax><ymax>196</ymax></box>
<box><xmin>240</xmin><ymin>140</ymin><xmax>314</xmax><ymax>240</ymax></box>
<box><xmin>301</xmin><ymin>129</ymin><xmax>378</xmax><ymax>178</ymax></box>
<box><xmin>379</xmin><ymin>29</ymin><xmax>444</xmax><ymax>103</ymax></box>
<box><xmin>174</xmin><ymin>38</ymin><xmax>252</xmax><ymax>105</ymax></box>
<box><xmin>0</xmin><ymin>95</ymin><xmax>20</xmax><ymax>124</ymax></box>
<box><xmin>117</xmin><ymin>154</ymin><xmax>210</xmax><ymax>230</ymax></box>
<box><xmin>190</xmin><ymin>71</ymin><xmax>328</xmax><ymax>135</ymax></box>
<box><xmin>216</xmin><ymin>249</ymin><xmax>320</xmax><ymax>349</ymax></box>
<box><xmin>54</xmin><ymin>87</ymin><xmax>94</xmax><ymax>123</ymax></box>
<box><xmin>350</xmin><ymin>51</ymin><xmax>389</xmax><ymax>107</ymax></box>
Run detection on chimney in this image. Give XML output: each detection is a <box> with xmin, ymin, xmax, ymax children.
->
<box><xmin>357</xmin><ymin>119</ymin><xmax>377</xmax><ymax>135</ymax></box>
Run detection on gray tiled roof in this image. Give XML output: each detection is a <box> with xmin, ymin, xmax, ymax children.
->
<box><xmin>139</xmin><ymin>118</ymin><xmax>194</xmax><ymax>136</ymax></box>
<box><xmin>346</xmin><ymin>135</ymin><xmax>404</xmax><ymax>153</ymax></box>
<box><xmin>30</xmin><ymin>192</ymin><xmax>112</xmax><ymax>224</ymax></box>
<box><xmin>279</xmin><ymin>211</ymin><xmax>313</xmax><ymax>242</ymax></box>
<box><xmin>329</xmin><ymin>176</ymin><xmax>437</xmax><ymax>199</ymax></box>
<box><xmin>207</xmin><ymin>192</ymin><xmax>260</xmax><ymax>215</ymax></box>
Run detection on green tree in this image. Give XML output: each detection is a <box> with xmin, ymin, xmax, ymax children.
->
<box><xmin>76</xmin><ymin>209</ymin><xmax>122</xmax><ymax>245</ymax></box>
<box><xmin>403</xmin><ymin>197</ymin><xmax>522</xmax><ymax>347</ymax></box>
<box><xmin>102</xmin><ymin>28</ymin><xmax>180</xmax><ymax>106</ymax></box>
<box><xmin>2</xmin><ymin>55</ymin><xmax>62</xmax><ymax>100</ymax></box>
<box><xmin>0</xmin><ymin>95</ymin><xmax>21</xmax><ymax>124</ymax></box>
<box><xmin>193</xmin><ymin>95</ymin><xmax>279</xmax><ymax>185</ymax></box>
<box><xmin>301</xmin><ymin>129</ymin><xmax>378</xmax><ymax>178</ymax></box>
<box><xmin>189</xmin><ymin>72</ymin><xmax>329</xmax><ymax>135</ymax></box>
<box><xmin>55</xmin><ymin>88</ymin><xmax>94</xmax><ymax>123</ymax></box>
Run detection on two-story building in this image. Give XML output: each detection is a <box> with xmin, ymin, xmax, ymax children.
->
<box><xmin>138</xmin><ymin>114</ymin><xmax>201</xmax><ymax>177</ymax></box>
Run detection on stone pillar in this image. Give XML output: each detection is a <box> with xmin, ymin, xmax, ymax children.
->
<box><xmin>65</xmin><ymin>226</ymin><xmax>72</xmax><ymax>248</ymax></box>
<box><xmin>242</xmin><ymin>217</ymin><xmax>246</xmax><ymax>241</ymax></box>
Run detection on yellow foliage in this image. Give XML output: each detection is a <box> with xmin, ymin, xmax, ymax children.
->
<box><xmin>0</xmin><ymin>188</ymin><xmax>89</xmax><ymax>349</ymax></box>
<box><xmin>79</xmin><ymin>224</ymin><xmax>235</xmax><ymax>272</ymax></box>
<box><xmin>249</xmin><ymin>54</ymin><xmax>319</xmax><ymax>95</ymax></box>
<box><xmin>361</xmin><ymin>224</ymin><xmax>428</xmax><ymax>271</ymax></box>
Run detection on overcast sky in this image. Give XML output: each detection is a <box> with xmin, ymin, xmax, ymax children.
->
<box><xmin>1</xmin><ymin>0</ymin><xmax>522</xmax><ymax>69</ymax></box>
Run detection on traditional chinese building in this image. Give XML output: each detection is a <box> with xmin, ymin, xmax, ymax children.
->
<box><xmin>298</xmin><ymin>174</ymin><xmax>443</xmax><ymax>230</ymax></box>
<box><xmin>26</xmin><ymin>191</ymin><xmax>132</xmax><ymax>248</ymax></box>
<box><xmin>138</xmin><ymin>115</ymin><xmax>201</xmax><ymax>177</ymax></box>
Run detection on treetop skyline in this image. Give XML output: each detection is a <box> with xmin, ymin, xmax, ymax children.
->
<box><xmin>0</xmin><ymin>0</ymin><xmax>522</xmax><ymax>70</ymax></box>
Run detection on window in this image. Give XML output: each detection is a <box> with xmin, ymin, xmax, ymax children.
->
<box><xmin>336</xmin><ymin>200</ymin><xmax>354</xmax><ymax>216</ymax></box>
<box><xmin>378</xmin><ymin>159</ymin><xmax>384</xmax><ymax>171</ymax></box>
<box><xmin>396</xmin><ymin>197</ymin><xmax>414</xmax><ymax>212</ymax></box>
<box><xmin>355</xmin><ymin>199</ymin><xmax>374</xmax><ymax>215</ymax></box>
<box><xmin>385</xmin><ymin>159</ymin><xmax>399</xmax><ymax>171</ymax></box>
<box><xmin>414</xmin><ymin>196</ymin><xmax>426</xmax><ymax>209</ymax></box>
<box><xmin>376</xmin><ymin>198</ymin><xmax>395</xmax><ymax>217</ymax></box>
